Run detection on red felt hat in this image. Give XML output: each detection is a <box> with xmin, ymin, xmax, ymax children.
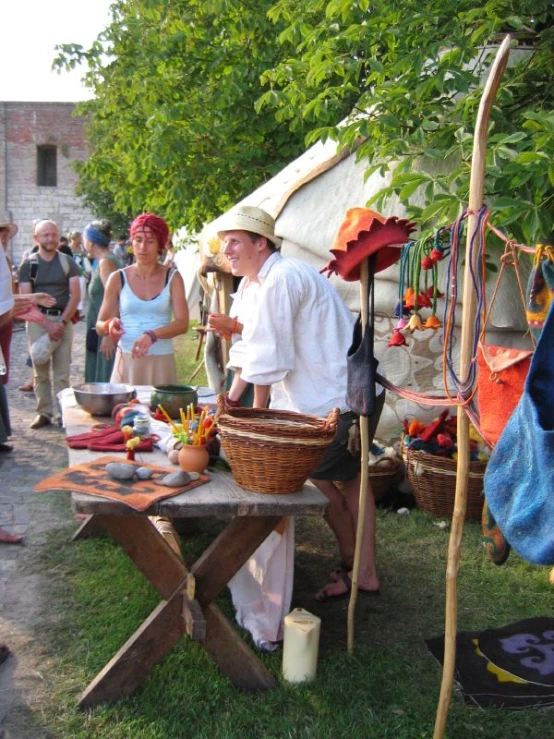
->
<box><xmin>322</xmin><ymin>208</ymin><xmax>416</xmax><ymax>281</ymax></box>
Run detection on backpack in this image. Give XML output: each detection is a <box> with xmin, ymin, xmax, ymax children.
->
<box><xmin>28</xmin><ymin>251</ymin><xmax>71</xmax><ymax>289</ymax></box>
<box><xmin>28</xmin><ymin>251</ymin><xmax>81</xmax><ymax>323</ymax></box>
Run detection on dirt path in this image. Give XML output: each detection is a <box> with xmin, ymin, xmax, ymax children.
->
<box><xmin>0</xmin><ymin>318</ymin><xmax>86</xmax><ymax>738</ymax></box>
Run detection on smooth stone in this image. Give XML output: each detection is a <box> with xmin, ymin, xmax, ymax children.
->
<box><xmin>162</xmin><ymin>470</ymin><xmax>192</xmax><ymax>487</ymax></box>
<box><xmin>106</xmin><ymin>462</ymin><xmax>137</xmax><ymax>481</ymax></box>
<box><xmin>168</xmin><ymin>449</ymin><xmax>180</xmax><ymax>465</ymax></box>
<box><xmin>135</xmin><ymin>467</ymin><xmax>154</xmax><ymax>480</ymax></box>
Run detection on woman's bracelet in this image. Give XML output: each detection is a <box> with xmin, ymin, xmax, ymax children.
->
<box><xmin>144</xmin><ymin>330</ymin><xmax>158</xmax><ymax>343</ymax></box>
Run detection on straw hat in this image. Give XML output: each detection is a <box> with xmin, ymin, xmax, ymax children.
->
<box><xmin>323</xmin><ymin>208</ymin><xmax>416</xmax><ymax>281</ymax></box>
<box><xmin>216</xmin><ymin>206</ymin><xmax>282</xmax><ymax>248</ymax></box>
<box><xmin>0</xmin><ymin>220</ymin><xmax>18</xmax><ymax>239</ymax></box>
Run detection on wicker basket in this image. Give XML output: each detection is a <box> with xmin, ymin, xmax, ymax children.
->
<box><xmin>368</xmin><ymin>455</ymin><xmax>404</xmax><ymax>502</ymax></box>
<box><xmin>216</xmin><ymin>396</ymin><xmax>340</xmax><ymax>494</ymax></box>
<box><xmin>401</xmin><ymin>445</ymin><xmax>486</xmax><ymax>520</ymax></box>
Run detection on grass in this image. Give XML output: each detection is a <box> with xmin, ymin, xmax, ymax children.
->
<box><xmin>19</xmin><ymin>326</ymin><xmax>554</xmax><ymax>738</ymax></box>
<box><xmin>173</xmin><ymin>323</ymin><xmax>209</xmax><ymax>388</ymax></box>
<box><xmin>30</xmin><ymin>511</ymin><xmax>554</xmax><ymax>739</ymax></box>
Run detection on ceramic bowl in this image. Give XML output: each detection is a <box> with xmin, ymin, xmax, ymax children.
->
<box><xmin>150</xmin><ymin>384</ymin><xmax>198</xmax><ymax>419</ymax></box>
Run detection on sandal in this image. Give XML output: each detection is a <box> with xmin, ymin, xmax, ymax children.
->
<box><xmin>315</xmin><ymin>573</ymin><xmax>381</xmax><ymax>602</ymax></box>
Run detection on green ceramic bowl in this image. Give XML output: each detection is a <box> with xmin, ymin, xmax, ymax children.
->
<box><xmin>150</xmin><ymin>384</ymin><xmax>198</xmax><ymax>419</ymax></box>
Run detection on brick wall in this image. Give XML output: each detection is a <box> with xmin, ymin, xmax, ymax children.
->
<box><xmin>0</xmin><ymin>102</ymin><xmax>94</xmax><ymax>263</ymax></box>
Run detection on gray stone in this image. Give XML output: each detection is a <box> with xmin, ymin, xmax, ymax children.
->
<box><xmin>106</xmin><ymin>462</ymin><xmax>137</xmax><ymax>481</ymax></box>
<box><xmin>162</xmin><ymin>471</ymin><xmax>192</xmax><ymax>487</ymax></box>
<box><xmin>135</xmin><ymin>467</ymin><xmax>154</xmax><ymax>480</ymax></box>
<box><xmin>168</xmin><ymin>449</ymin><xmax>180</xmax><ymax>465</ymax></box>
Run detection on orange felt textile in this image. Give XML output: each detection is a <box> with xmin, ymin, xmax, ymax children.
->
<box><xmin>35</xmin><ymin>455</ymin><xmax>210</xmax><ymax>512</ymax></box>
<box><xmin>322</xmin><ymin>207</ymin><xmax>416</xmax><ymax>281</ymax></box>
<box><xmin>476</xmin><ymin>342</ymin><xmax>533</xmax><ymax>448</ymax></box>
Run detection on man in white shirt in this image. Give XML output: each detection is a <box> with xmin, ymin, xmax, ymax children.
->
<box><xmin>214</xmin><ymin>205</ymin><xmax>383</xmax><ymax>603</ymax></box>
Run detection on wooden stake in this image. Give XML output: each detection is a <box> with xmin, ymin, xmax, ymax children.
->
<box><xmin>433</xmin><ymin>35</ymin><xmax>511</xmax><ymax>739</ymax></box>
<box><xmin>347</xmin><ymin>258</ymin><xmax>370</xmax><ymax>652</ymax></box>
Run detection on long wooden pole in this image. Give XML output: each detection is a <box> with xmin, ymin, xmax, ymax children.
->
<box><xmin>433</xmin><ymin>35</ymin><xmax>511</xmax><ymax>739</ymax></box>
<box><xmin>347</xmin><ymin>258</ymin><xmax>370</xmax><ymax>652</ymax></box>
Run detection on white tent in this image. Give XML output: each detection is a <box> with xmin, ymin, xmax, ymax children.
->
<box><xmin>201</xmin><ymin>134</ymin><xmax>529</xmax><ymax>442</ymax></box>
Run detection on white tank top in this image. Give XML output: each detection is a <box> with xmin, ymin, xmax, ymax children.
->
<box><xmin>118</xmin><ymin>269</ymin><xmax>175</xmax><ymax>356</ymax></box>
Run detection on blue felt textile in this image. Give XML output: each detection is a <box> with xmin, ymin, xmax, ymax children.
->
<box><xmin>484</xmin><ymin>300</ymin><xmax>554</xmax><ymax>565</ymax></box>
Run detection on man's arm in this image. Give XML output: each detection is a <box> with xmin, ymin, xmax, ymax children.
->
<box><xmin>61</xmin><ymin>275</ymin><xmax>80</xmax><ymax>325</ymax></box>
<box><xmin>253</xmin><ymin>384</ymin><xmax>271</xmax><ymax>409</ymax></box>
<box><xmin>227</xmin><ymin>374</ymin><xmax>249</xmax><ymax>405</ymax></box>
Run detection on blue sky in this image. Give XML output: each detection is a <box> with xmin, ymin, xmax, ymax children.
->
<box><xmin>1</xmin><ymin>0</ymin><xmax>114</xmax><ymax>102</ymax></box>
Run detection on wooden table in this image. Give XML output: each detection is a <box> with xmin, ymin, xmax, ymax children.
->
<box><xmin>62</xmin><ymin>389</ymin><xmax>328</xmax><ymax>708</ymax></box>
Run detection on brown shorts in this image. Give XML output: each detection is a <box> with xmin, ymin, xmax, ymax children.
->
<box><xmin>310</xmin><ymin>391</ymin><xmax>385</xmax><ymax>482</ymax></box>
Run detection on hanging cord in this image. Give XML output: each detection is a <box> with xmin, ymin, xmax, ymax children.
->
<box><xmin>441</xmin><ymin>206</ymin><xmax>488</xmax><ymax>404</ymax></box>
<box><xmin>394</xmin><ymin>243</ymin><xmax>412</xmax><ymax>320</ymax></box>
<box><xmin>113</xmin><ymin>345</ymin><xmax>127</xmax><ymax>381</ymax></box>
<box><xmin>480</xmin><ymin>239</ymin><xmax>536</xmax><ymax>349</ymax></box>
<box><xmin>379</xmin><ymin>207</ymin><xmax>487</xmax><ymax>407</ymax></box>
<box><xmin>380</xmin><ymin>208</ymin><xmax>535</xmax><ymax>410</ymax></box>
<box><xmin>486</xmin><ymin>222</ymin><xmax>535</xmax><ymax>255</ymax></box>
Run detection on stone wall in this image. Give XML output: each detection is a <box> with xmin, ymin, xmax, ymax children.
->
<box><xmin>0</xmin><ymin>102</ymin><xmax>94</xmax><ymax>263</ymax></box>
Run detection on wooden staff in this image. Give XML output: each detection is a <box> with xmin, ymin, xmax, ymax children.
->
<box><xmin>347</xmin><ymin>257</ymin><xmax>370</xmax><ymax>652</ymax></box>
<box><xmin>433</xmin><ymin>35</ymin><xmax>511</xmax><ymax>739</ymax></box>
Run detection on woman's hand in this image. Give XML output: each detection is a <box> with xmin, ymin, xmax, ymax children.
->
<box><xmin>131</xmin><ymin>332</ymin><xmax>155</xmax><ymax>360</ymax></box>
<box><xmin>107</xmin><ymin>317</ymin><xmax>125</xmax><ymax>343</ymax></box>
<box><xmin>99</xmin><ymin>335</ymin><xmax>116</xmax><ymax>361</ymax></box>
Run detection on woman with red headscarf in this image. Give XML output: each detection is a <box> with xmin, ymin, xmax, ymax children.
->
<box><xmin>96</xmin><ymin>213</ymin><xmax>189</xmax><ymax>385</ymax></box>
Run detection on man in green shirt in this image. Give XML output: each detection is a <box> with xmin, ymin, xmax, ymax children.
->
<box><xmin>19</xmin><ymin>220</ymin><xmax>81</xmax><ymax>428</ymax></box>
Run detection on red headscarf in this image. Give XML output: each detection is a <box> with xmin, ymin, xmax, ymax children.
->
<box><xmin>129</xmin><ymin>213</ymin><xmax>170</xmax><ymax>252</ymax></box>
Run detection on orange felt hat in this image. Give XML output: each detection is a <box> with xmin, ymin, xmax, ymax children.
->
<box><xmin>322</xmin><ymin>208</ymin><xmax>416</xmax><ymax>281</ymax></box>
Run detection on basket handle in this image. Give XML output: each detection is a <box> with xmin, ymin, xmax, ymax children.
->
<box><xmin>371</xmin><ymin>454</ymin><xmax>403</xmax><ymax>472</ymax></box>
<box><xmin>324</xmin><ymin>407</ymin><xmax>340</xmax><ymax>433</ymax></box>
<box><xmin>215</xmin><ymin>393</ymin><xmax>227</xmax><ymax>423</ymax></box>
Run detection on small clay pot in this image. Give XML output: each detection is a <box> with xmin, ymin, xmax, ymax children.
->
<box><xmin>178</xmin><ymin>444</ymin><xmax>209</xmax><ymax>473</ymax></box>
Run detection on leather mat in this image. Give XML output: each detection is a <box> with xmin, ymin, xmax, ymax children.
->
<box><xmin>35</xmin><ymin>455</ymin><xmax>210</xmax><ymax>512</ymax></box>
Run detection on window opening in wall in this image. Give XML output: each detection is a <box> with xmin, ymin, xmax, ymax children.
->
<box><xmin>37</xmin><ymin>145</ymin><xmax>57</xmax><ymax>187</ymax></box>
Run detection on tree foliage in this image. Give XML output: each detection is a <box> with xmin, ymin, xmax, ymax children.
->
<box><xmin>58</xmin><ymin>0</ymin><xmax>554</xmax><ymax>244</ymax></box>
<box><xmin>55</xmin><ymin>0</ymin><xmax>331</xmax><ymax>232</ymax></box>
<box><xmin>257</xmin><ymin>0</ymin><xmax>554</xmax><ymax>244</ymax></box>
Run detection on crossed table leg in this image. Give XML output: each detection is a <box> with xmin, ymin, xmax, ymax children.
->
<box><xmin>78</xmin><ymin>512</ymin><xmax>283</xmax><ymax>708</ymax></box>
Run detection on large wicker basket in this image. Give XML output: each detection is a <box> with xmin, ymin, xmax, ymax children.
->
<box><xmin>401</xmin><ymin>444</ymin><xmax>486</xmax><ymax>520</ymax></box>
<box><xmin>368</xmin><ymin>455</ymin><xmax>404</xmax><ymax>502</ymax></box>
<box><xmin>216</xmin><ymin>396</ymin><xmax>340</xmax><ymax>494</ymax></box>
